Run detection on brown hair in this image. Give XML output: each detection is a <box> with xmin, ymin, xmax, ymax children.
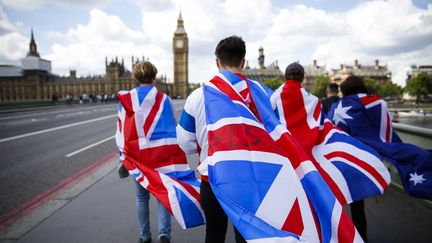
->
<box><xmin>133</xmin><ymin>61</ymin><xmax>158</xmax><ymax>84</ymax></box>
<box><xmin>340</xmin><ymin>76</ymin><xmax>368</xmax><ymax>97</ymax></box>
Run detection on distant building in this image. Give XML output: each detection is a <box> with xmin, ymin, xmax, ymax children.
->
<box><xmin>243</xmin><ymin>46</ymin><xmax>284</xmax><ymax>83</ymax></box>
<box><xmin>303</xmin><ymin>60</ymin><xmax>328</xmax><ymax>91</ymax></box>
<box><xmin>330</xmin><ymin>59</ymin><xmax>391</xmax><ymax>85</ymax></box>
<box><xmin>407</xmin><ymin>65</ymin><xmax>432</xmax><ymax>80</ymax></box>
<box><xmin>0</xmin><ymin>14</ymin><xmax>191</xmax><ymax>103</ymax></box>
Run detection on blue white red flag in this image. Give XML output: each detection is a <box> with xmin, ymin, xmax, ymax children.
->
<box><xmin>116</xmin><ymin>86</ymin><xmax>205</xmax><ymax>228</ymax></box>
<box><xmin>328</xmin><ymin>94</ymin><xmax>432</xmax><ymax>200</ymax></box>
<box><xmin>271</xmin><ymin>82</ymin><xmax>390</xmax><ymax>205</ymax></box>
<box><xmin>204</xmin><ymin>71</ymin><xmax>362</xmax><ymax>242</ymax></box>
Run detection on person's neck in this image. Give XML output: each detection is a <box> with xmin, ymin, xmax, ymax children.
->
<box><xmin>220</xmin><ymin>66</ymin><xmax>243</xmax><ymax>74</ymax></box>
<box><xmin>139</xmin><ymin>83</ymin><xmax>153</xmax><ymax>87</ymax></box>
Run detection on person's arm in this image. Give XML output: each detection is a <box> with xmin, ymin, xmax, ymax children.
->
<box><xmin>176</xmin><ymin>91</ymin><xmax>199</xmax><ymax>154</ymax></box>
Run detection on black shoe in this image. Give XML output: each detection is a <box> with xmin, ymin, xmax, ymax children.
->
<box><xmin>139</xmin><ymin>238</ymin><xmax>151</xmax><ymax>243</ymax></box>
<box><xmin>159</xmin><ymin>235</ymin><xmax>171</xmax><ymax>243</ymax></box>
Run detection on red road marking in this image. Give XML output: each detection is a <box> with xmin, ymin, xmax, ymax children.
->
<box><xmin>0</xmin><ymin>152</ymin><xmax>117</xmax><ymax>231</ymax></box>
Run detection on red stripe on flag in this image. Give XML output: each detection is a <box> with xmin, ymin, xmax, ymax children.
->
<box><xmin>133</xmin><ymin>160</ymin><xmax>172</xmax><ymax>213</ymax></box>
<box><xmin>117</xmin><ymin>117</ymin><xmax>122</xmax><ymax>133</ymax></box>
<box><xmin>360</xmin><ymin>95</ymin><xmax>380</xmax><ymax>106</ymax></box>
<box><xmin>211</xmin><ymin>76</ymin><xmax>262</xmax><ymax>122</ymax></box>
<box><xmin>313</xmin><ymin>100</ymin><xmax>321</xmax><ymax>121</ymax></box>
<box><xmin>128</xmin><ymin>144</ymin><xmax>188</xmax><ymax>169</ymax></box>
<box><xmin>385</xmin><ymin>113</ymin><xmax>391</xmax><ymax>143</ymax></box>
<box><xmin>280</xmin><ymin>82</ymin><xmax>319</xmax><ymax>152</ymax></box>
<box><xmin>325</xmin><ymin>151</ymin><xmax>389</xmax><ymax>190</ymax></box>
<box><xmin>281</xmin><ymin>198</ymin><xmax>304</xmax><ymax>236</ymax></box>
<box><xmin>207</xmin><ymin>124</ymin><xmax>280</xmax><ymax>156</ymax></box>
<box><xmin>337</xmin><ymin>208</ymin><xmax>356</xmax><ymax>243</ymax></box>
<box><xmin>144</xmin><ymin>91</ymin><xmax>163</xmax><ymax>136</ymax></box>
<box><xmin>310</xmin><ymin>158</ymin><xmax>348</xmax><ymax>205</ymax></box>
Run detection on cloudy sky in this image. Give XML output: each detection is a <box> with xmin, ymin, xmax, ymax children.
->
<box><xmin>0</xmin><ymin>0</ymin><xmax>431</xmax><ymax>86</ymax></box>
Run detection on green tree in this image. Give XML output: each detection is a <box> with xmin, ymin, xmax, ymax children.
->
<box><xmin>262</xmin><ymin>76</ymin><xmax>283</xmax><ymax>90</ymax></box>
<box><xmin>405</xmin><ymin>72</ymin><xmax>432</xmax><ymax>103</ymax></box>
<box><xmin>311</xmin><ymin>75</ymin><xmax>330</xmax><ymax>98</ymax></box>
<box><xmin>363</xmin><ymin>77</ymin><xmax>403</xmax><ymax>98</ymax></box>
<box><xmin>379</xmin><ymin>82</ymin><xmax>403</xmax><ymax>98</ymax></box>
<box><xmin>363</xmin><ymin>77</ymin><xmax>381</xmax><ymax>95</ymax></box>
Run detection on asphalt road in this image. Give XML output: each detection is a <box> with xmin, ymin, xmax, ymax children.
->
<box><xmin>0</xmin><ymin>101</ymin><xmax>186</xmax><ymax>220</ymax></box>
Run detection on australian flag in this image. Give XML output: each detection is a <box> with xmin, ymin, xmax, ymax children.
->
<box><xmin>204</xmin><ymin>71</ymin><xmax>362</xmax><ymax>242</ymax></box>
<box><xmin>328</xmin><ymin>94</ymin><xmax>432</xmax><ymax>200</ymax></box>
<box><xmin>116</xmin><ymin>86</ymin><xmax>205</xmax><ymax>228</ymax></box>
<box><xmin>271</xmin><ymin>82</ymin><xmax>390</xmax><ymax>205</ymax></box>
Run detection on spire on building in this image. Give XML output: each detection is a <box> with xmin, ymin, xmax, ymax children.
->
<box><xmin>27</xmin><ymin>28</ymin><xmax>40</xmax><ymax>57</ymax></box>
<box><xmin>174</xmin><ymin>11</ymin><xmax>187</xmax><ymax>35</ymax></box>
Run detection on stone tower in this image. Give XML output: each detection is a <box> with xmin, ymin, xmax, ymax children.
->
<box><xmin>173</xmin><ymin>11</ymin><xmax>189</xmax><ymax>98</ymax></box>
<box><xmin>258</xmin><ymin>46</ymin><xmax>265</xmax><ymax>69</ymax></box>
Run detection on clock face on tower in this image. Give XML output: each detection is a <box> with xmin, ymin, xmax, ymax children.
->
<box><xmin>175</xmin><ymin>39</ymin><xmax>184</xmax><ymax>48</ymax></box>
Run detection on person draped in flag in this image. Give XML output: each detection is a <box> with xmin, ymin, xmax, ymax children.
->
<box><xmin>116</xmin><ymin>61</ymin><xmax>204</xmax><ymax>243</ymax></box>
<box><xmin>177</xmin><ymin>36</ymin><xmax>248</xmax><ymax>243</ymax></box>
<box><xmin>270</xmin><ymin>64</ymin><xmax>391</xmax><ymax>242</ymax></box>
<box><xmin>328</xmin><ymin>76</ymin><xmax>432</xmax><ymax>201</ymax></box>
<box><xmin>178</xmin><ymin>36</ymin><xmax>363</xmax><ymax>243</ymax></box>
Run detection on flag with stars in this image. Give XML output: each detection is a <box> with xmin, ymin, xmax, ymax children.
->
<box><xmin>328</xmin><ymin>94</ymin><xmax>432</xmax><ymax>200</ymax></box>
<box><xmin>271</xmin><ymin>81</ymin><xmax>390</xmax><ymax>205</ymax></box>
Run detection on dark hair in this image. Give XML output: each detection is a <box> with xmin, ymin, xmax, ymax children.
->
<box><xmin>215</xmin><ymin>35</ymin><xmax>246</xmax><ymax>68</ymax></box>
<box><xmin>340</xmin><ymin>76</ymin><xmax>368</xmax><ymax>96</ymax></box>
<box><xmin>327</xmin><ymin>83</ymin><xmax>339</xmax><ymax>93</ymax></box>
<box><xmin>284</xmin><ymin>62</ymin><xmax>304</xmax><ymax>83</ymax></box>
<box><xmin>133</xmin><ymin>61</ymin><xmax>157</xmax><ymax>84</ymax></box>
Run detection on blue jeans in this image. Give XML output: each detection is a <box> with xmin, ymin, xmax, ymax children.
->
<box><xmin>134</xmin><ymin>180</ymin><xmax>172</xmax><ymax>241</ymax></box>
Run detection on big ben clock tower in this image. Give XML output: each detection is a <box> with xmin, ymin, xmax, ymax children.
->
<box><xmin>173</xmin><ymin>12</ymin><xmax>189</xmax><ymax>98</ymax></box>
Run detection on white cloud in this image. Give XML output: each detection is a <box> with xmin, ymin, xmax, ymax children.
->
<box><xmin>45</xmin><ymin>8</ymin><xmax>149</xmax><ymax>76</ymax></box>
<box><xmin>0</xmin><ymin>6</ymin><xmax>27</xmax><ymax>62</ymax></box>
<box><xmin>0</xmin><ymin>0</ymin><xmax>111</xmax><ymax>11</ymax></box>
<box><xmin>257</xmin><ymin>0</ymin><xmax>432</xmax><ymax>86</ymax></box>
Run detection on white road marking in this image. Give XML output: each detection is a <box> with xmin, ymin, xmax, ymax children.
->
<box><xmin>65</xmin><ymin>135</ymin><xmax>115</xmax><ymax>157</ymax></box>
<box><xmin>0</xmin><ymin>106</ymin><xmax>114</xmax><ymax>121</ymax></box>
<box><xmin>0</xmin><ymin>114</ymin><xmax>117</xmax><ymax>143</ymax></box>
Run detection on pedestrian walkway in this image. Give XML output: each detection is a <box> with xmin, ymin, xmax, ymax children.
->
<box><xmin>1</xmin><ymin>163</ymin><xmax>432</xmax><ymax>243</ymax></box>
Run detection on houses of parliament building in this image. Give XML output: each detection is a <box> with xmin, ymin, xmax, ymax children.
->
<box><xmin>0</xmin><ymin>14</ymin><xmax>189</xmax><ymax>103</ymax></box>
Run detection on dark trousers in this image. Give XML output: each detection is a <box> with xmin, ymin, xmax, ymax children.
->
<box><xmin>350</xmin><ymin>199</ymin><xmax>367</xmax><ymax>243</ymax></box>
<box><xmin>200</xmin><ymin>181</ymin><xmax>247</xmax><ymax>243</ymax></box>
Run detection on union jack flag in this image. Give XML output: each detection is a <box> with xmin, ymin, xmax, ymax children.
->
<box><xmin>271</xmin><ymin>82</ymin><xmax>390</xmax><ymax>205</ymax></box>
<box><xmin>116</xmin><ymin>86</ymin><xmax>205</xmax><ymax>228</ymax></box>
<box><xmin>204</xmin><ymin>71</ymin><xmax>362</xmax><ymax>242</ymax></box>
<box><xmin>328</xmin><ymin>94</ymin><xmax>432</xmax><ymax>200</ymax></box>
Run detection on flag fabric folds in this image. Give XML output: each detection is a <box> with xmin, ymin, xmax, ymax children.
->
<box><xmin>270</xmin><ymin>81</ymin><xmax>390</xmax><ymax>205</ymax></box>
<box><xmin>204</xmin><ymin>71</ymin><xmax>362</xmax><ymax>242</ymax></box>
<box><xmin>328</xmin><ymin>94</ymin><xmax>432</xmax><ymax>200</ymax></box>
<box><xmin>116</xmin><ymin>86</ymin><xmax>205</xmax><ymax>229</ymax></box>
